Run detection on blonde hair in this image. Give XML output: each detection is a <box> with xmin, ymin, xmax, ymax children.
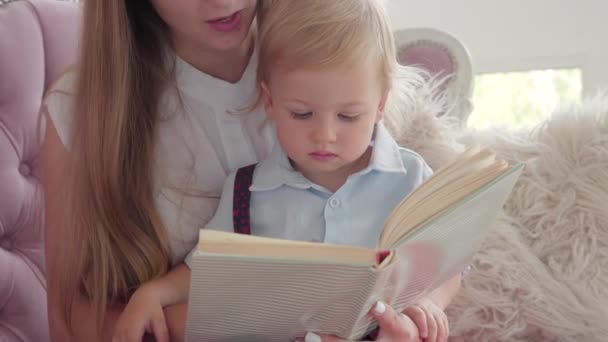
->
<box><xmin>256</xmin><ymin>0</ymin><xmax>397</xmax><ymax>93</ymax></box>
<box><xmin>53</xmin><ymin>1</ymin><xmax>172</xmax><ymax>333</ymax></box>
<box><xmin>254</xmin><ymin>0</ymin><xmax>431</xmax><ymax>132</ymax></box>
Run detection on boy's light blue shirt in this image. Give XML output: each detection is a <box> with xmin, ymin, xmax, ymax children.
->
<box><xmin>185</xmin><ymin>123</ymin><xmax>432</xmax><ymax>266</ymax></box>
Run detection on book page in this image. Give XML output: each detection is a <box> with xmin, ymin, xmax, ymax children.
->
<box><xmin>379</xmin><ymin>161</ymin><xmax>509</xmax><ymax>249</ymax></box>
<box><xmin>378</xmin><ymin>146</ymin><xmax>509</xmax><ymax>250</ymax></box>
<box><xmin>198</xmin><ymin>229</ymin><xmax>377</xmax><ymax>265</ymax></box>
<box><xmin>349</xmin><ymin>164</ymin><xmax>524</xmax><ymax>335</ymax></box>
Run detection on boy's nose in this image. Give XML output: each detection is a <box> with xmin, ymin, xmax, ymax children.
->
<box><xmin>311</xmin><ymin>121</ymin><xmax>337</xmax><ymax>143</ymax></box>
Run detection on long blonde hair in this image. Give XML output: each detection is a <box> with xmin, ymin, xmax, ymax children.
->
<box><xmin>55</xmin><ymin>1</ymin><xmax>172</xmax><ymax>332</ymax></box>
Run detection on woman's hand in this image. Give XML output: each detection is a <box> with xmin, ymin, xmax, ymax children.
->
<box><xmin>112</xmin><ymin>285</ymin><xmax>169</xmax><ymax>342</ymax></box>
<box><xmin>299</xmin><ymin>301</ymin><xmax>422</xmax><ymax>342</ymax></box>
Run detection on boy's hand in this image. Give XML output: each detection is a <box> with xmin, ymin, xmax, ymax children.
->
<box><xmin>298</xmin><ymin>301</ymin><xmax>422</xmax><ymax>342</ymax></box>
<box><xmin>403</xmin><ymin>297</ymin><xmax>449</xmax><ymax>342</ymax></box>
<box><xmin>112</xmin><ymin>285</ymin><xmax>169</xmax><ymax>342</ymax></box>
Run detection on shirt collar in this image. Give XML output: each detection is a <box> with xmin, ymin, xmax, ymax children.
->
<box><xmin>366</xmin><ymin>122</ymin><xmax>408</xmax><ymax>174</ymax></box>
<box><xmin>249</xmin><ymin>122</ymin><xmax>407</xmax><ymax>192</ymax></box>
<box><xmin>249</xmin><ymin>143</ymin><xmax>313</xmax><ymax>192</ymax></box>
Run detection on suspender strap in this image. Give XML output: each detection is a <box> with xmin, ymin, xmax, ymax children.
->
<box><xmin>232</xmin><ymin>164</ymin><xmax>256</xmax><ymax>235</ymax></box>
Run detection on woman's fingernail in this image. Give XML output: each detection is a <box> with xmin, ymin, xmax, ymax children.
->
<box><xmin>305</xmin><ymin>332</ymin><xmax>322</xmax><ymax>342</ymax></box>
<box><xmin>374</xmin><ymin>301</ymin><xmax>386</xmax><ymax>315</ymax></box>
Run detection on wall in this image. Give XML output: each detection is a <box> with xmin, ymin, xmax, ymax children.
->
<box><xmin>387</xmin><ymin>0</ymin><xmax>606</xmax><ymax>96</ymax></box>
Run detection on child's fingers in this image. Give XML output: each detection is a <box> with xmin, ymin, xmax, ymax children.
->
<box><xmin>436</xmin><ymin>314</ymin><xmax>449</xmax><ymax>342</ymax></box>
<box><xmin>151</xmin><ymin>313</ymin><xmax>170</xmax><ymax>342</ymax></box>
<box><xmin>403</xmin><ymin>305</ymin><xmax>428</xmax><ymax>338</ymax></box>
<box><xmin>426</xmin><ymin>310</ymin><xmax>438</xmax><ymax>342</ymax></box>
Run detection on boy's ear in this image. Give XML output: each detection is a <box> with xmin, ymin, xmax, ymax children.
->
<box><xmin>261</xmin><ymin>82</ymin><xmax>274</xmax><ymax>119</ymax></box>
<box><xmin>376</xmin><ymin>93</ymin><xmax>389</xmax><ymax>122</ymax></box>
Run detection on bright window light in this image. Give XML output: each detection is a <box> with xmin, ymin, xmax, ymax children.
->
<box><xmin>467</xmin><ymin>68</ymin><xmax>582</xmax><ymax>129</ymax></box>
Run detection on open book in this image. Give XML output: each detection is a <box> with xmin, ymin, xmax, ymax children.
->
<box><xmin>185</xmin><ymin>146</ymin><xmax>523</xmax><ymax>341</ymax></box>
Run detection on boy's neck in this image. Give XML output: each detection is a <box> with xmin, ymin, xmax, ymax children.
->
<box><xmin>297</xmin><ymin>148</ymin><xmax>372</xmax><ymax>193</ymax></box>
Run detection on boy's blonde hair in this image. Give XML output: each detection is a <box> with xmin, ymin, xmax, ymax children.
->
<box><xmin>256</xmin><ymin>0</ymin><xmax>397</xmax><ymax>92</ymax></box>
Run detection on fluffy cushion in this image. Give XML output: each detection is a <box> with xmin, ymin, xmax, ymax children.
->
<box><xmin>386</xmin><ymin>89</ymin><xmax>608</xmax><ymax>341</ymax></box>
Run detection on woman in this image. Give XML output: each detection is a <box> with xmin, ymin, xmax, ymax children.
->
<box><xmin>44</xmin><ymin>1</ymin><xmax>264</xmax><ymax>340</ymax></box>
<box><xmin>43</xmin><ymin>0</ymin><xmax>447</xmax><ymax>341</ymax></box>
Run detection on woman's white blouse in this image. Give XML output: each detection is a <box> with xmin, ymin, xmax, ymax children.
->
<box><xmin>45</xmin><ymin>53</ymin><xmax>273</xmax><ymax>265</ymax></box>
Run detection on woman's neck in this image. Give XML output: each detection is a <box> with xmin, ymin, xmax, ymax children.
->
<box><xmin>175</xmin><ymin>32</ymin><xmax>254</xmax><ymax>83</ymax></box>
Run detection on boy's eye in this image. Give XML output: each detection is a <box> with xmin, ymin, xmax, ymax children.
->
<box><xmin>338</xmin><ymin>113</ymin><xmax>359</xmax><ymax>122</ymax></box>
<box><xmin>291</xmin><ymin>111</ymin><xmax>312</xmax><ymax>119</ymax></box>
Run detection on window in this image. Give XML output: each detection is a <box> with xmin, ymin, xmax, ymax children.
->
<box><xmin>467</xmin><ymin>68</ymin><xmax>583</xmax><ymax>129</ymax></box>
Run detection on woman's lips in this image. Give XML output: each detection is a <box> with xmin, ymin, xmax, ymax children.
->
<box><xmin>207</xmin><ymin>11</ymin><xmax>242</xmax><ymax>32</ymax></box>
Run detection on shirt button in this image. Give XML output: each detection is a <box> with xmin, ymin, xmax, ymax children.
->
<box><xmin>329</xmin><ymin>197</ymin><xmax>341</xmax><ymax>208</ymax></box>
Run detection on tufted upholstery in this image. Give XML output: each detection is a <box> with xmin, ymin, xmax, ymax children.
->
<box><xmin>0</xmin><ymin>1</ymin><xmax>81</xmax><ymax>341</ymax></box>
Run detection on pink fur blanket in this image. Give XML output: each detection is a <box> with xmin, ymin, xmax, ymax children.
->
<box><xmin>385</xmin><ymin>88</ymin><xmax>608</xmax><ymax>341</ymax></box>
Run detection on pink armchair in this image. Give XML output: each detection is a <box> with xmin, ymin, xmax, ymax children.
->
<box><xmin>0</xmin><ymin>0</ymin><xmax>81</xmax><ymax>341</ymax></box>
